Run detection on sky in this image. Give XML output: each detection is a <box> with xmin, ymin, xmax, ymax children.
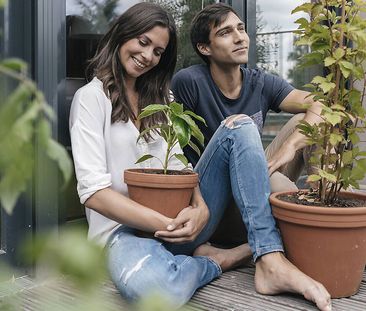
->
<box><xmin>257</xmin><ymin>0</ymin><xmax>307</xmax><ymax>33</ymax></box>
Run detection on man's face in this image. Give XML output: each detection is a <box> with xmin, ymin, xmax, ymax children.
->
<box><xmin>203</xmin><ymin>12</ymin><xmax>250</xmax><ymax>66</ymax></box>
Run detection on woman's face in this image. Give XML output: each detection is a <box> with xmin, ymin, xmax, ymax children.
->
<box><xmin>119</xmin><ymin>26</ymin><xmax>170</xmax><ymax>82</ymax></box>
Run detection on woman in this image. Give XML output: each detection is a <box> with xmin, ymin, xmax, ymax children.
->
<box><xmin>70</xmin><ymin>2</ymin><xmax>250</xmax><ymax>307</ymax></box>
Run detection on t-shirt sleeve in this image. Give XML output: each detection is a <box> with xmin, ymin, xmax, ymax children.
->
<box><xmin>263</xmin><ymin>73</ymin><xmax>294</xmax><ymax>112</ymax></box>
<box><xmin>69</xmin><ymin>87</ymin><xmax>112</xmax><ymax>204</ymax></box>
<box><xmin>171</xmin><ymin>69</ymin><xmax>198</xmax><ymax>112</ymax></box>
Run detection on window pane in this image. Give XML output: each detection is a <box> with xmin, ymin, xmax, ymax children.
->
<box><xmin>256</xmin><ymin>0</ymin><xmax>322</xmax><ymax>147</ymax></box>
<box><xmin>256</xmin><ymin>0</ymin><xmax>306</xmax><ymax>33</ymax></box>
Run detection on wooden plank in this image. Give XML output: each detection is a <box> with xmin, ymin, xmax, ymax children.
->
<box><xmin>209</xmin><ymin>270</ymin><xmax>317</xmax><ymax>310</ymax></box>
<box><xmin>2</xmin><ymin>268</ymin><xmax>366</xmax><ymax>311</ymax></box>
<box><xmin>191</xmin><ymin>284</ymin><xmax>305</xmax><ymax>311</ymax></box>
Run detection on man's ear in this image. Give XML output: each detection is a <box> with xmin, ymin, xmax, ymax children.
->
<box><xmin>197</xmin><ymin>43</ymin><xmax>211</xmax><ymax>56</ymax></box>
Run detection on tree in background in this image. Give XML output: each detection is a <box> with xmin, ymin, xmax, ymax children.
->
<box><xmin>74</xmin><ymin>0</ymin><xmax>119</xmax><ymax>33</ymax></box>
<box><xmin>255</xmin><ymin>4</ymin><xmax>280</xmax><ymax>75</ymax></box>
<box><xmin>148</xmin><ymin>0</ymin><xmax>215</xmax><ymax>71</ymax></box>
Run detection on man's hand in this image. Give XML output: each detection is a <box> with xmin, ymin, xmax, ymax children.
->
<box><xmin>268</xmin><ymin>142</ymin><xmax>297</xmax><ymax>176</ymax></box>
<box><xmin>154</xmin><ymin>202</ymin><xmax>210</xmax><ymax>244</ymax></box>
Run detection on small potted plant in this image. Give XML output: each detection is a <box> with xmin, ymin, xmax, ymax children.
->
<box><xmin>269</xmin><ymin>0</ymin><xmax>366</xmax><ymax>298</ymax></box>
<box><xmin>124</xmin><ymin>102</ymin><xmax>206</xmax><ymax>218</ymax></box>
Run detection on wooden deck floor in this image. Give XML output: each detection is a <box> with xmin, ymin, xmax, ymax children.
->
<box><xmin>1</xmin><ymin>264</ymin><xmax>366</xmax><ymax>311</ymax></box>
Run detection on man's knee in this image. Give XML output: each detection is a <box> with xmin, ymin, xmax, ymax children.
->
<box><xmin>222</xmin><ymin>114</ymin><xmax>251</xmax><ymax>129</ymax></box>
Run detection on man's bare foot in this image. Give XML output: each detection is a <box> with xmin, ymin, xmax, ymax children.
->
<box><xmin>255</xmin><ymin>252</ymin><xmax>332</xmax><ymax>311</ymax></box>
<box><xmin>193</xmin><ymin>243</ymin><xmax>252</xmax><ymax>272</ymax></box>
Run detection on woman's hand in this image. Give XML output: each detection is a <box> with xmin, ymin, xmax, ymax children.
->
<box><xmin>154</xmin><ymin>201</ymin><xmax>210</xmax><ymax>243</ymax></box>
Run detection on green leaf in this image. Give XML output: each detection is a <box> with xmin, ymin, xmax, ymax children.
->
<box><xmin>318</xmin><ymin>169</ymin><xmax>337</xmax><ymax>183</ymax></box>
<box><xmin>173</xmin><ymin>154</ymin><xmax>189</xmax><ymax>167</ymax></box>
<box><xmin>319</xmin><ymin>81</ymin><xmax>336</xmax><ymax>93</ymax></box>
<box><xmin>324</xmin><ymin>57</ymin><xmax>336</xmax><ymax>67</ymax></box>
<box><xmin>294</xmin><ymin>17</ymin><xmax>309</xmax><ymax>29</ymax></box>
<box><xmin>307</xmin><ymin>174</ymin><xmax>321</xmax><ymax>182</ymax></box>
<box><xmin>0</xmin><ymin>144</ymin><xmax>34</xmax><ymax>214</ymax></box>
<box><xmin>169</xmin><ymin>102</ymin><xmax>184</xmax><ymax>116</ymax></box>
<box><xmin>135</xmin><ymin>154</ymin><xmax>154</xmax><ymax>164</ymax></box>
<box><xmin>342</xmin><ymin>150</ymin><xmax>353</xmax><ymax>165</ymax></box>
<box><xmin>295</xmin><ymin>37</ymin><xmax>313</xmax><ymax>46</ymax></box>
<box><xmin>351</xmin><ymin>165</ymin><xmax>366</xmax><ymax>181</ymax></box>
<box><xmin>176</xmin><ymin>114</ymin><xmax>204</xmax><ymax>146</ymax></box>
<box><xmin>12</xmin><ymin>100</ymin><xmax>41</xmax><ymax>142</ymax></box>
<box><xmin>188</xmin><ymin>141</ymin><xmax>201</xmax><ymax>157</ymax></box>
<box><xmin>339</xmin><ymin>61</ymin><xmax>354</xmax><ymax>78</ymax></box>
<box><xmin>138</xmin><ymin>104</ymin><xmax>167</xmax><ymax>119</ymax></box>
<box><xmin>184</xmin><ymin>110</ymin><xmax>207</xmax><ymax>126</ymax></box>
<box><xmin>0</xmin><ymin>184</ymin><xmax>24</xmax><ymax>215</ymax></box>
<box><xmin>311</xmin><ymin>76</ymin><xmax>326</xmax><ymax>84</ymax></box>
<box><xmin>172</xmin><ymin>117</ymin><xmax>190</xmax><ymax>148</ymax></box>
<box><xmin>323</xmin><ymin>112</ymin><xmax>342</xmax><ymax>126</ymax></box>
<box><xmin>37</xmin><ymin>118</ymin><xmax>52</xmax><ymax>148</ymax></box>
<box><xmin>330</xmin><ymin>104</ymin><xmax>345</xmax><ymax>111</ymax></box>
<box><xmin>1</xmin><ymin>58</ymin><xmax>28</xmax><ymax>73</ymax></box>
<box><xmin>348</xmin><ymin>89</ymin><xmax>361</xmax><ymax>106</ymax></box>
<box><xmin>291</xmin><ymin>3</ymin><xmax>313</xmax><ymax>15</ymax></box>
<box><xmin>329</xmin><ymin>133</ymin><xmax>343</xmax><ymax>146</ymax></box>
<box><xmin>46</xmin><ymin>140</ymin><xmax>73</xmax><ymax>186</ymax></box>
<box><xmin>333</xmin><ymin>48</ymin><xmax>345</xmax><ymax>60</ymax></box>
<box><xmin>349</xmin><ymin>132</ymin><xmax>360</xmax><ymax>144</ymax></box>
<box><xmin>356</xmin><ymin>158</ymin><xmax>366</xmax><ymax>170</ymax></box>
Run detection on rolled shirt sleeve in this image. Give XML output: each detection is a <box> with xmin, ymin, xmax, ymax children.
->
<box><xmin>69</xmin><ymin>85</ymin><xmax>112</xmax><ymax>204</ymax></box>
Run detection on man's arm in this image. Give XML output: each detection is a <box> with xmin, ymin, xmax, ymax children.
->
<box><xmin>268</xmin><ymin>89</ymin><xmax>323</xmax><ymax>175</ymax></box>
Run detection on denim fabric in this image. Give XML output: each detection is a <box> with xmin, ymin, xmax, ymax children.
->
<box><xmin>107</xmin><ymin>115</ymin><xmax>283</xmax><ymax>306</ymax></box>
<box><xmin>107</xmin><ymin>226</ymin><xmax>221</xmax><ymax>308</ymax></box>
<box><xmin>198</xmin><ymin>117</ymin><xmax>284</xmax><ymax>260</ymax></box>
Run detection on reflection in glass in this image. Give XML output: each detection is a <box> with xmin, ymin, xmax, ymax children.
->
<box><xmin>256</xmin><ymin>1</ymin><xmax>322</xmax><ymax>148</ymax></box>
<box><xmin>66</xmin><ymin>0</ymin><xmax>214</xmax><ymax>79</ymax></box>
<box><xmin>256</xmin><ymin>0</ymin><xmax>318</xmax><ymax>90</ymax></box>
<box><xmin>256</xmin><ymin>0</ymin><xmax>306</xmax><ymax>33</ymax></box>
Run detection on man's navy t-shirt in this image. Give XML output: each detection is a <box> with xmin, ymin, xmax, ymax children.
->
<box><xmin>171</xmin><ymin>64</ymin><xmax>294</xmax><ymax>166</ymax></box>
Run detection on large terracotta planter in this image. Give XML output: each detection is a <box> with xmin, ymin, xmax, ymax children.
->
<box><xmin>270</xmin><ymin>191</ymin><xmax>366</xmax><ymax>298</ymax></box>
<box><xmin>124</xmin><ymin>169</ymin><xmax>198</xmax><ymax>218</ymax></box>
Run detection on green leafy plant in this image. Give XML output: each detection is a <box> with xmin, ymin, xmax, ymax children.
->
<box><xmin>293</xmin><ymin>0</ymin><xmax>366</xmax><ymax>204</ymax></box>
<box><xmin>0</xmin><ymin>58</ymin><xmax>72</xmax><ymax>214</ymax></box>
<box><xmin>135</xmin><ymin>102</ymin><xmax>206</xmax><ymax>174</ymax></box>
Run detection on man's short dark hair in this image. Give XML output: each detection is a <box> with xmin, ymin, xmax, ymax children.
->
<box><xmin>190</xmin><ymin>3</ymin><xmax>240</xmax><ymax>64</ymax></box>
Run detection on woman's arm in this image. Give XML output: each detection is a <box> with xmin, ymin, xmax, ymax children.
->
<box><xmin>86</xmin><ymin>187</ymin><xmax>172</xmax><ymax>232</ymax></box>
<box><xmin>154</xmin><ymin>186</ymin><xmax>210</xmax><ymax>243</ymax></box>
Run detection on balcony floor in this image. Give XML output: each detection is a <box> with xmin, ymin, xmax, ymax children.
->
<box><xmin>1</xmin><ymin>264</ymin><xmax>365</xmax><ymax>310</ymax></box>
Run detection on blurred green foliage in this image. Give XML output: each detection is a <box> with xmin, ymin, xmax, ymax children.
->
<box><xmin>0</xmin><ymin>58</ymin><xmax>72</xmax><ymax>214</ymax></box>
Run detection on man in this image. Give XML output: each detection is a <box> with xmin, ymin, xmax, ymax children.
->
<box><xmin>172</xmin><ymin>4</ymin><xmax>322</xmax><ymax>193</ymax></box>
<box><xmin>170</xmin><ymin>4</ymin><xmax>332</xmax><ymax>311</ymax></box>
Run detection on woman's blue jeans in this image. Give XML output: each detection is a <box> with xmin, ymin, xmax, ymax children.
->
<box><xmin>107</xmin><ymin>116</ymin><xmax>284</xmax><ymax>307</ymax></box>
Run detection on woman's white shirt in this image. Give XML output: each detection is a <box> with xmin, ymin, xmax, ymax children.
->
<box><xmin>69</xmin><ymin>77</ymin><xmax>185</xmax><ymax>246</ymax></box>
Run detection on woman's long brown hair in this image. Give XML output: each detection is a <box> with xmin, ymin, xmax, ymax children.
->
<box><xmin>86</xmin><ymin>3</ymin><xmax>177</xmax><ymax>133</ymax></box>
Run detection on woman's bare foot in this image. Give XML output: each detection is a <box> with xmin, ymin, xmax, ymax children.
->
<box><xmin>193</xmin><ymin>243</ymin><xmax>252</xmax><ymax>272</ymax></box>
<box><xmin>255</xmin><ymin>252</ymin><xmax>332</xmax><ymax>311</ymax></box>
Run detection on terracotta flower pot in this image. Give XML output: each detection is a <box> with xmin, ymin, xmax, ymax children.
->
<box><xmin>124</xmin><ymin>168</ymin><xmax>198</xmax><ymax>218</ymax></box>
<box><xmin>270</xmin><ymin>191</ymin><xmax>366</xmax><ymax>298</ymax></box>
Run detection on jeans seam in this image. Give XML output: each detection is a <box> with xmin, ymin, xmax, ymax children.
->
<box><xmin>230</xmin><ymin>136</ymin><xmax>259</xmax><ymax>258</ymax></box>
<box><xmin>253</xmin><ymin>245</ymin><xmax>284</xmax><ymax>262</ymax></box>
<box><xmin>194</xmin><ymin>255</ymin><xmax>222</xmax><ymax>275</ymax></box>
